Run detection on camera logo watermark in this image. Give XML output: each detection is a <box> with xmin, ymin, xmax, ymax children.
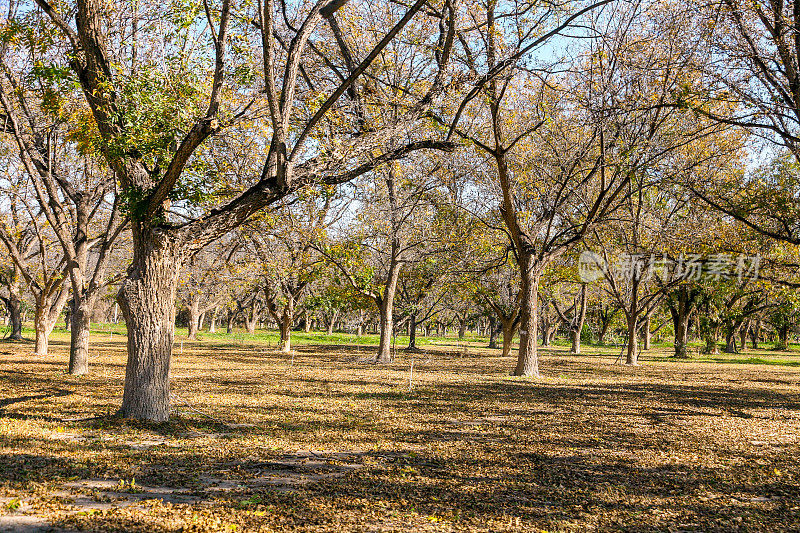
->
<box><xmin>578</xmin><ymin>252</ymin><xmax>761</xmax><ymax>283</ymax></box>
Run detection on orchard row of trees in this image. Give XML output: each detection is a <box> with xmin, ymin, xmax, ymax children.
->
<box><xmin>1</xmin><ymin>0</ymin><xmax>800</xmax><ymax>420</ymax></box>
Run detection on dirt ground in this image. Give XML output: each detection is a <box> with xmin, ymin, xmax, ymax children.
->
<box><xmin>0</xmin><ymin>332</ymin><xmax>799</xmax><ymax>532</ymax></box>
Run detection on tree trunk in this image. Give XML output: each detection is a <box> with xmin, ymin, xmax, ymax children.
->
<box><xmin>326</xmin><ymin>309</ymin><xmax>338</xmax><ymax>335</ymax></box>
<box><xmin>279</xmin><ymin>297</ymin><xmax>294</xmax><ymax>353</ymax></box>
<box><xmin>776</xmin><ymin>326</ymin><xmax>789</xmax><ymax>350</ymax></box>
<box><xmin>624</xmin><ymin>275</ymin><xmax>641</xmax><ymax>366</ymax></box>
<box><xmin>406</xmin><ymin>313</ymin><xmax>418</xmax><ymax>351</ymax></box>
<box><xmin>724</xmin><ymin>326</ymin><xmax>738</xmax><ymax>354</ymax></box>
<box><xmin>68</xmin><ymin>298</ymin><xmax>92</xmax><ymax>376</ymax></box>
<box><xmin>501</xmin><ymin>318</ymin><xmax>515</xmax><ymax>358</ymax></box>
<box><xmin>750</xmin><ymin>319</ymin><xmax>761</xmax><ymax>349</ymax></box>
<box><xmin>208</xmin><ymin>307</ymin><xmax>217</xmax><ymax>333</ymax></box>
<box><xmin>670</xmin><ymin>295</ymin><xmax>691</xmax><ymax>359</ymax></box>
<box><xmin>6</xmin><ymin>292</ymin><xmax>22</xmax><ymax>340</ymax></box>
<box><xmin>641</xmin><ymin>315</ymin><xmax>651</xmax><ymax>351</ymax></box>
<box><xmin>117</xmin><ymin>230</ymin><xmax>182</xmax><ymax>421</ymax></box>
<box><xmin>739</xmin><ymin>322</ymin><xmax>748</xmax><ymax>352</ymax></box>
<box><xmin>226</xmin><ymin>309</ymin><xmax>235</xmax><ymax>334</ymax></box>
<box><xmin>625</xmin><ymin>314</ymin><xmax>638</xmax><ymax>366</ymax></box>
<box><xmin>33</xmin><ymin>290</ymin><xmax>68</xmax><ymax>356</ymax></box>
<box><xmin>488</xmin><ymin>315</ymin><xmax>498</xmax><ymax>349</ymax></box>
<box><xmin>597</xmin><ymin>316</ymin><xmax>610</xmax><ymax>345</ymax></box>
<box><xmin>245</xmin><ymin>303</ymin><xmax>258</xmax><ymax>334</ymax></box>
<box><xmin>570</xmin><ymin>285</ymin><xmax>588</xmax><ymax>354</ymax></box>
<box><xmin>458</xmin><ymin>317</ymin><xmax>466</xmax><ymax>339</ymax></box>
<box><xmin>513</xmin><ymin>265</ymin><xmax>540</xmax><ymax>377</ymax></box>
<box><xmin>377</xmin><ymin>298</ymin><xmax>394</xmax><ymax>363</ymax></box>
<box><xmin>187</xmin><ymin>301</ymin><xmax>201</xmax><ymax>340</ymax></box>
<box><xmin>376</xmin><ymin>255</ymin><xmax>401</xmax><ymax>363</ymax></box>
<box><xmin>704</xmin><ymin>328</ymin><xmax>720</xmax><ymax>354</ymax></box>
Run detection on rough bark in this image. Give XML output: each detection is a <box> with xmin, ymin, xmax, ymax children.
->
<box><xmin>750</xmin><ymin>319</ymin><xmax>761</xmax><ymax>349</ymax></box>
<box><xmin>5</xmin><ymin>292</ymin><xmax>22</xmax><ymax>340</ymax></box>
<box><xmin>33</xmin><ymin>288</ymin><xmax>69</xmax><ymax>355</ymax></box>
<box><xmin>117</xmin><ymin>230</ymin><xmax>181</xmax><ymax>422</ymax></box>
<box><xmin>187</xmin><ymin>299</ymin><xmax>201</xmax><ymax>340</ymax></box>
<box><xmin>775</xmin><ymin>326</ymin><xmax>790</xmax><ymax>350</ymax></box>
<box><xmin>513</xmin><ymin>265</ymin><xmax>540</xmax><ymax>377</ymax></box>
<box><xmin>245</xmin><ymin>300</ymin><xmax>259</xmax><ymax>334</ymax></box>
<box><xmin>406</xmin><ymin>313</ymin><xmax>418</xmax><ymax>351</ymax></box>
<box><xmin>226</xmin><ymin>309</ymin><xmax>235</xmax><ymax>334</ymax></box>
<box><xmin>208</xmin><ymin>307</ymin><xmax>217</xmax><ymax>333</ymax></box>
<box><xmin>739</xmin><ymin>322</ymin><xmax>748</xmax><ymax>353</ymax></box>
<box><xmin>501</xmin><ymin>317</ymin><xmax>516</xmax><ymax>358</ymax></box>
<box><xmin>457</xmin><ymin>317</ymin><xmax>466</xmax><ymax>339</ymax></box>
<box><xmin>326</xmin><ymin>309</ymin><xmax>339</xmax><ymax>335</ymax></box>
<box><xmin>625</xmin><ymin>313</ymin><xmax>639</xmax><ymax>366</ymax></box>
<box><xmin>703</xmin><ymin>328</ymin><xmax>720</xmax><ymax>354</ymax></box>
<box><xmin>724</xmin><ymin>326</ymin><xmax>738</xmax><ymax>354</ymax></box>
<box><xmin>669</xmin><ymin>290</ymin><xmax>692</xmax><ymax>359</ymax></box>
<box><xmin>278</xmin><ymin>296</ymin><xmax>295</xmax><ymax>353</ymax></box>
<box><xmin>68</xmin><ymin>299</ymin><xmax>92</xmax><ymax>375</ymax></box>
<box><xmin>624</xmin><ymin>276</ymin><xmax>641</xmax><ymax>366</ymax></box>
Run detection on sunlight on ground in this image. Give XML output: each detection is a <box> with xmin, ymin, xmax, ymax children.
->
<box><xmin>0</xmin><ymin>330</ymin><xmax>799</xmax><ymax>531</ymax></box>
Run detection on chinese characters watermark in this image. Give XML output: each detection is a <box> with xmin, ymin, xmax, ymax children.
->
<box><xmin>578</xmin><ymin>251</ymin><xmax>761</xmax><ymax>283</ymax></box>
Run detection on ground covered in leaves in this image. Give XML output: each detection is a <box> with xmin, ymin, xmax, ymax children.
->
<box><xmin>0</xmin><ymin>329</ymin><xmax>799</xmax><ymax>532</ymax></box>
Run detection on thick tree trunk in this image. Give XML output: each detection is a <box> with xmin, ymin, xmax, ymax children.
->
<box><xmin>406</xmin><ymin>313</ymin><xmax>418</xmax><ymax>351</ymax></box>
<box><xmin>513</xmin><ymin>265</ymin><xmax>540</xmax><ymax>377</ymax></box>
<box><xmin>458</xmin><ymin>318</ymin><xmax>466</xmax><ymax>339</ymax></box>
<box><xmin>68</xmin><ymin>299</ymin><xmax>92</xmax><ymax>376</ymax></box>
<box><xmin>326</xmin><ymin>309</ymin><xmax>338</xmax><ymax>335</ymax></box>
<box><xmin>208</xmin><ymin>307</ymin><xmax>217</xmax><ymax>333</ymax></box>
<box><xmin>376</xmin><ymin>256</ymin><xmax>401</xmax><ymax>363</ymax></box>
<box><xmin>540</xmin><ymin>322</ymin><xmax>550</xmax><ymax>346</ymax></box>
<box><xmin>624</xmin><ymin>275</ymin><xmax>641</xmax><ymax>366</ymax></box>
<box><xmin>597</xmin><ymin>317</ymin><xmax>610</xmax><ymax>345</ymax></box>
<box><xmin>776</xmin><ymin>326</ymin><xmax>789</xmax><ymax>350</ymax></box>
<box><xmin>377</xmin><ymin>299</ymin><xmax>394</xmax><ymax>363</ymax></box>
<box><xmin>569</xmin><ymin>330</ymin><xmax>580</xmax><ymax>354</ymax></box>
<box><xmin>187</xmin><ymin>301</ymin><xmax>201</xmax><ymax>340</ymax></box>
<box><xmin>33</xmin><ymin>290</ymin><xmax>68</xmax><ymax>356</ymax></box>
<box><xmin>750</xmin><ymin>319</ymin><xmax>761</xmax><ymax>349</ymax></box>
<box><xmin>279</xmin><ymin>319</ymin><xmax>292</xmax><ymax>352</ymax></box>
<box><xmin>33</xmin><ymin>310</ymin><xmax>55</xmax><ymax>355</ymax></box>
<box><xmin>117</xmin><ymin>231</ymin><xmax>181</xmax><ymax>421</ymax></box>
<box><xmin>245</xmin><ymin>303</ymin><xmax>258</xmax><ymax>334</ymax></box>
<box><xmin>625</xmin><ymin>314</ymin><xmax>639</xmax><ymax>366</ymax></box>
<box><xmin>226</xmin><ymin>310</ymin><xmax>235</xmax><ymax>334</ymax></box>
<box><xmin>739</xmin><ymin>323</ymin><xmax>748</xmax><ymax>353</ymax></box>
<box><xmin>704</xmin><ymin>328</ymin><xmax>720</xmax><ymax>354</ymax></box>
<box><xmin>724</xmin><ymin>326</ymin><xmax>738</xmax><ymax>354</ymax></box>
<box><xmin>671</xmin><ymin>298</ymin><xmax>691</xmax><ymax>359</ymax></box>
<box><xmin>6</xmin><ymin>293</ymin><xmax>22</xmax><ymax>340</ymax></box>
